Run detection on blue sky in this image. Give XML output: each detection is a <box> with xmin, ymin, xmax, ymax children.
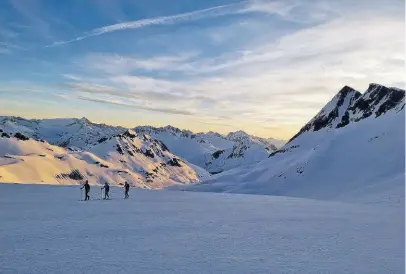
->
<box><xmin>0</xmin><ymin>0</ymin><xmax>404</xmax><ymax>139</ymax></box>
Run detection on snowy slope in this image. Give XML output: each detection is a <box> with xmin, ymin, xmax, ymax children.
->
<box><xmin>0</xmin><ymin>130</ymin><xmax>209</xmax><ymax>188</ymax></box>
<box><xmin>0</xmin><ymin>116</ymin><xmax>126</xmax><ymax>149</ymax></box>
<box><xmin>135</xmin><ymin>126</ymin><xmax>285</xmax><ymax>173</ymax></box>
<box><xmin>0</xmin><ymin>184</ymin><xmax>403</xmax><ymax>273</ymax></box>
<box><xmin>182</xmin><ymin>84</ymin><xmax>405</xmax><ymax>205</ymax></box>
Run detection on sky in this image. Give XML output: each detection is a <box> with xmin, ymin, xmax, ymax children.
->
<box><xmin>0</xmin><ymin>0</ymin><xmax>404</xmax><ymax>139</ymax></box>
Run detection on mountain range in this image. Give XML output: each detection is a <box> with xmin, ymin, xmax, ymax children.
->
<box><xmin>0</xmin><ymin>83</ymin><xmax>404</xmax><ymax>204</ymax></box>
<box><xmin>0</xmin><ymin>114</ymin><xmax>284</xmax><ymax>187</ymax></box>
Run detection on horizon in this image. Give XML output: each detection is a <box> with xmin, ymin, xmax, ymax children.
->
<box><xmin>1</xmin><ymin>81</ymin><xmax>404</xmax><ymax>141</ymax></box>
<box><xmin>0</xmin><ymin>113</ymin><xmax>288</xmax><ymax>140</ymax></box>
<box><xmin>0</xmin><ymin>0</ymin><xmax>404</xmax><ymax>139</ymax></box>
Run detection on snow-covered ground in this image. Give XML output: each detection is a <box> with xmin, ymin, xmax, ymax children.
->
<box><xmin>0</xmin><ymin>183</ymin><xmax>403</xmax><ymax>274</ymax></box>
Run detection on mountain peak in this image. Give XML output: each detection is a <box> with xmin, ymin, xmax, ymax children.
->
<box><xmin>338</xmin><ymin>85</ymin><xmax>359</xmax><ymax>96</ymax></box>
<box><xmin>227</xmin><ymin>130</ymin><xmax>249</xmax><ymax>139</ymax></box>
<box><xmin>78</xmin><ymin>117</ymin><xmax>91</xmax><ymax>124</ymax></box>
<box><xmin>288</xmin><ymin>85</ymin><xmax>361</xmax><ymax>142</ymax></box>
<box><xmin>123</xmin><ymin>129</ymin><xmax>137</xmax><ymax>138</ymax></box>
<box><xmin>289</xmin><ymin>83</ymin><xmax>405</xmax><ymax>143</ymax></box>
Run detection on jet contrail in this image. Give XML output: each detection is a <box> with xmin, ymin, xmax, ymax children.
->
<box><xmin>47</xmin><ymin>1</ymin><xmax>247</xmax><ymax>47</ymax></box>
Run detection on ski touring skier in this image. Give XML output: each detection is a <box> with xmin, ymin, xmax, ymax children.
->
<box><xmin>81</xmin><ymin>180</ymin><xmax>90</xmax><ymax>201</ymax></box>
<box><xmin>101</xmin><ymin>182</ymin><xmax>110</xmax><ymax>200</ymax></box>
<box><xmin>124</xmin><ymin>181</ymin><xmax>130</xmax><ymax>199</ymax></box>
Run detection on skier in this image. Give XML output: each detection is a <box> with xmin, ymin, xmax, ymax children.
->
<box><xmin>81</xmin><ymin>180</ymin><xmax>90</xmax><ymax>201</ymax></box>
<box><xmin>124</xmin><ymin>181</ymin><xmax>130</xmax><ymax>199</ymax></box>
<box><xmin>101</xmin><ymin>181</ymin><xmax>110</xmax><ymax>200</ymax></box>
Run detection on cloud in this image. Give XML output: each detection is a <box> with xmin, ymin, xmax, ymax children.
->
<box><xmin>78</xmin><ymin>96</ymin><xmax>196</xmax><ymax>116</ymax></box>
<box><xmin>80</xmin><ymin>52</ymin><xmax>199</xmax><ymax>75</ymax></box>
<box><xmin>64</xmin><ymin>80</ymin><xmax>220</xmax><ymax>109</ymax></box>
<box><xmin>6</xmin><ymin>0</ymin><xmax>399</xmax><ymax>138</ymax></box>
<box><xmin>68</xmin><ymin>2</ymin><xmax>404</xmax><ymax>132</ymax></box>
<box><xmin>47</xmin><ymin>1</ymin><xmax>248</xmax><ymax>47</ymax></box>
<box><xmin>62</xmin><ymin>74</ymin><xmax>83</xmax><ymax>81</ymax></box>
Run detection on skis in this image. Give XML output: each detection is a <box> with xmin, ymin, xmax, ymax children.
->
<box><xmin>78</xmin><ymin>198</ymin><xmax>112</xmax><ymax>202</ymax></box>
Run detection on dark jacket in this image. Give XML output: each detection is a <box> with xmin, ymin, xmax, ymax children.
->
<box><xmin>103</xmin><ymin>183</ymin><xmax>110</xmax><ymax>192</ymax></box>
<box><xmin>82</xmin><ymin>182</ymin><xmax>90</xmax><ymax>192</ymax></box>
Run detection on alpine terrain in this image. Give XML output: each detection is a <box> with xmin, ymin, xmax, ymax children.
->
<box><xmin>180</xmin><ymin>83</ymin><xmax>405</xmax><ymax>205</ymax></box>
<box><xmin>0</xmin><ymin>83</ymin><xmax>404</xmax><ymax>274</ymax></box>
<box><xmin>135</xmin><ymin>126</ymin><xmax>285</xmax><ymax>174</ymax></box>
<box><xmin>0</xmin><ymin>127</ymin><xmax>209</xmax><ymax>188</ymax></box>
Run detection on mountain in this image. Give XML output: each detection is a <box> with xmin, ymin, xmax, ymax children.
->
<box><xmin>0</xmin><ymin>129</ymin><xmax>209</xmax><ymax>187</ymax></box>
<box><xmin>179</xmin><ymin>84</ymin><xmax>405</xmax><ymax>205</ymax></box>
<box><xmin>0</xmin><ymin>117</ymin><xmax>285</xmax><ymax>175</ymax></box>
<box><xmin>0</xmin><ymin>116</ymin><xmax>126</xmax><ymax>149</ymax></box>
<box><xmin>134</xmin><ymin>126</ymin><xmax>285</xmax><ymax>174</ymax></box>
<box><xmin>289</xmin><ymin>83</ymin><xmax>404</xmax><ymax>142</ymax></box>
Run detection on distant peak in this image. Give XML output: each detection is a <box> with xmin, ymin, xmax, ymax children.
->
<box><xmin>338</xmin><ymin>85</ymin><xmax>356</xmax><ymax>94</ymax></box>
<box><xmin>335</xmin><ymin>85</ymin><xmax>361</xmax><ymax>100</ymax></box>
<box><xmin>163</xmin><ymin>125</ymin><xmax>182</xmax><ymax>132</ymax></box>
<box><xmin>368</xmin><ymin>83</ymin><xmax>384</xmax><ymax>89</ymax></box>
<box><xmin>123</xmin><ymin>129</ymin><xmax>137</xmax><ymax>138</ymax></box>
<box><xmin>228</xmin><ymin>130</ymin><xmax>248</xmax><ymax>135</ymax></box>
<box><xmin>78</xmin><ymin>117</ymin><xmax>91</xmax><ymax>123</ymax></box>
<box><xmin>227</xmin><ymin>130</ymin><xmax>249</xmax><ymax>140</ymax></box>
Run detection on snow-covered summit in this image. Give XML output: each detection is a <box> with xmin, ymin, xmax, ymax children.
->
<box><xmin>289</xmin><ymin>83</ymin><xmax>404</xmax><ymax>142</ymax></box>
<box><xmin>226</xmin><ymin>130</ymin><xmax>250</xmax><ymax>141</ymax></box>
<box><xmin>0</xmin><ymin>116</ymin><xmax>126</xmax><ymax>149</ymax></box>
<box><xmin>339</xmin><ymin>83</ymin><xmax>405</xmax><ymax>127</ymax></box>
<box><xmin>135</xmin><ymin>126</ymin><xmax>285</xmax><ymax>174</ymax></box>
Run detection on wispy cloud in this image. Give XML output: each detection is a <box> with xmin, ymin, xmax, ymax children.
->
<box><xmin>66</xmin><ymin>4</ymin><xmax>404</xmax><ymax>134</ymax></box>
<box><xmin>80</xmin><ymin>52</ymin><xmax>199</xmax><ymax>75</ymax></box>
<box><xmin>64</xmin><ymin>81</ymin><xmax>220</xmax><ymax>109</ymax></box>
<box><xmin>78</xmin><ymin>96</ymin><xmax>196</xmax><ymax>116</ymax></box>
<box><xmin>47</xmin><ymin>2</ymin><xmax>248</xmax><ymax>47</ymax></box>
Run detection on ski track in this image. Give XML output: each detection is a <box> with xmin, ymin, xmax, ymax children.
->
<box><xmin>0</xmin><ymin>184</ymin><xmax>404</xmax><ymax>274</ymax></box>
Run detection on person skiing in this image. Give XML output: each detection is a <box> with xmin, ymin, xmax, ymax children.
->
<box><xmin>101</xmin><ymin>182</ymin><xmax>110</xmax><ymax>200</ymax></box>
<box><xmin>81</xmin><ymin>180</ymin><xmax>90</xmax><ymax>201</ymax></box>
<box><xmin>124</xmin><ymin>181</ymin><xmax>130</xmax><ymax>199</ymax></box>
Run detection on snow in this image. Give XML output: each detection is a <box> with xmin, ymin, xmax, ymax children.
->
<box><xmin>0</xmin><ymin>116</ymin><xmax>126</xmax><ymax>149</ymax></box>
<box><xmin>0</xmin><ymin>132</ymin><xmax>208</xmax><ymax>188</ymax></box>
<box><xmin>135</xmin><ymin>126</ymin><xmax>285</xmax><ymax>174</ymax></box>
<box><xmin>0</xmin><ymin>183</ymin><xmax>403</xmax><ymax>273</ymax></box>
<box><xmin>181</xmin><ymin>105</ymin><xmax>405</xmax><ymax>207</ymax></box>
